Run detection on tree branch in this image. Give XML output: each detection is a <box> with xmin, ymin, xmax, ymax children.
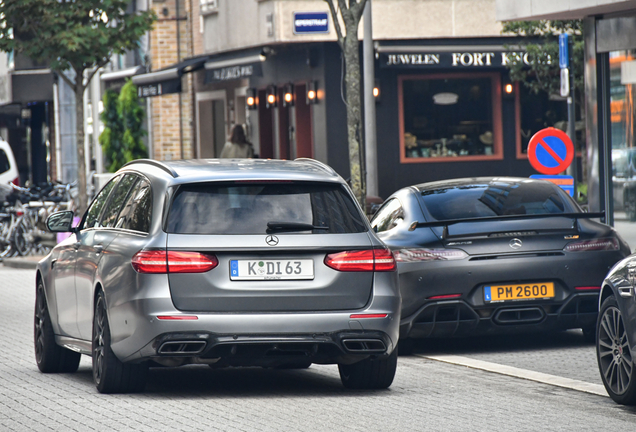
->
<box><xmin>352</xmin><ymin>0</ymin><xmax>368</xmax><ymax>24</ymax></box>
<box><xmin>325</xmin><ymin>0</ymin><xmax>344</xmax><ymax>48</ymax></box>
<box><xmin>84</xmin><ymin>58</ymin><xmax>110</xmax><ymax>87</ymax></box>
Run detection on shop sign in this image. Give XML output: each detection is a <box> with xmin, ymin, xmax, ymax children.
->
<box><xmin>137</xmin><ymin>78</ymin><xmax>181</xmax><ymax>98</ymax></box>
<box><xmin>205</xmin><ymin>62</ymin><xmax>262</xmax><ymax>83</ymax></box>
<box><xmin>293</xmin><ymin>12</ymin><xmax>329</xmax><ymax>34</ymax></box>
<box><xmin>381</xmin><ymin>51</ymin><xmax>539</xmax><ymax>68</ymax></box>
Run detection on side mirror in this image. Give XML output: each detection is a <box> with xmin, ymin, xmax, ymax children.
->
<box><xmin>46</xmin><ymin>211</ymin><xmax>76</xmax><ymax>233</ymax></box>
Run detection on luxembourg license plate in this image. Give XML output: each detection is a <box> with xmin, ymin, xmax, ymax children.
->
<box><xmin>484</xmin><ymin>282</ymin><xmax>555</xmax><ymax>302</ymax></box>
<box><xmin>230</xmin><ymin>259</ymin><xmax>314</xmax><ymax>280</ymax></box>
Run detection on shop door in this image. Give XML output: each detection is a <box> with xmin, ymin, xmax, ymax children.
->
<box><xmin>198</xmin><ymin>97</ymin><xmax>226</xmax><ymax>158</ymax></box>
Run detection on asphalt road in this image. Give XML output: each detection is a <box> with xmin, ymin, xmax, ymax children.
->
<box><xmin>2</xmin><ymin>267</ymin><xmax>636</xmax><ymax>431</ymax></box>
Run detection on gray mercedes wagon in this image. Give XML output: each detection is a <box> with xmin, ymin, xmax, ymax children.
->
<box><xmin>35</xmin><ymin>158</ymin><xmax>400</xmax><ymax>393</ymax></box>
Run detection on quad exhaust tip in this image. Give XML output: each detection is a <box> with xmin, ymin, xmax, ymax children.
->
<box><xmin>158</xmin><ymin>341</ymin><xmax>206</xmax><ymax>355</ymax></box>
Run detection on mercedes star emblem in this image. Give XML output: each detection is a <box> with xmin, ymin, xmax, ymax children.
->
<box><xmin>266</xmin><ymin>235</ymin><xmax>279</xmax><ymax>246</ymax></box>
<box><xmin>509</xmin><ymin>238</ymin><xmax>523</xmax><ymax>249</ymax></box>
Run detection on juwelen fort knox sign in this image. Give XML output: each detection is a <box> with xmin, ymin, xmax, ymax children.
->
<box><xmin>381</xmin><ymin>51</ymin><xmax>538</xmax><ymax>68</ymax></box>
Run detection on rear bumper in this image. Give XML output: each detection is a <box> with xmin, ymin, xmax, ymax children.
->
<box><xmin>133</xmin><ymin>330</ymin><xmax>394</xmax><ymax>367</ymax></box>
<box><xmin>400</xmin><ymin>291</ymin><xmax>599</xmax><ymax>339</ymax></box>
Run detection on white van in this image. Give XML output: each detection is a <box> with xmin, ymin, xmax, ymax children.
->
<box><xmin>0</xmin><ymin>138</ymin><xmax>18</xmax><ymax>186</ymax></box>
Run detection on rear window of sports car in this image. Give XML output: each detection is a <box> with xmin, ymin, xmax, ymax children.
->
<box><xmin>420</xmin><ymin>180</ymin><xmax>576</xmax><ymax>221</ymax></box>
<box><xmin>166</xmin><ymin>182</ymin><xmax>367</xmax><ymax>234</ymax></box>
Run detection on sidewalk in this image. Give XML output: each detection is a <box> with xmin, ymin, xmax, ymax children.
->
<box><xmin>1</xmin><ymin>255</ymin><xmax>43</xmax><ymax>269</ymax></box>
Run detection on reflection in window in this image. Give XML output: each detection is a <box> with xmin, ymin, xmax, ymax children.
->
<box><xmin>83</xmin><ymin>176</ymin><xmax>119</xmax><ymax>229</ymax></box>
<box><xmin>401</xmin><ymin>75</ymin><xmax>496</xmax><ymax>159</ymax></box>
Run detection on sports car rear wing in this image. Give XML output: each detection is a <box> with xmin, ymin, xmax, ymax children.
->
<box><xmin>409</xmin><ymin>212</ymin><xmax>606</xmax><ymax>239</ymax></box>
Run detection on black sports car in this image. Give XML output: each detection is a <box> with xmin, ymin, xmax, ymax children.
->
<box><xmin>371</xmin><ymin>177</ymin><xmax>630</xmax><ymax>343</ymax></box>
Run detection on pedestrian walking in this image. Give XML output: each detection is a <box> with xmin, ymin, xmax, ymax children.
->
<box><xmin>220</xmin><ymin>125</ymin><xmax>254</xmax><ymax>158</ymax></box>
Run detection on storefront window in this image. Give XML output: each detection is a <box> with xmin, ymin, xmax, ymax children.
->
<box><xmin>399</xmin><ymin>73</ymin><xmax>502</xmax><ymax>162</ymax></box>
<box><xmin>517</xmin><ymin>86</ymin><xmax>570</xmax><ymax>156</ymax></box>
<box><xmin>609</xmin><ymin>50</ymin><xmax>636</xmax><ymax>221</ymax></box>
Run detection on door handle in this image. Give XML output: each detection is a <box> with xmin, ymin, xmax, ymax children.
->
<box><xmin>94</xmin><ymin>244</ymin><xmax>104</xmax><ymax>254</ymax></box>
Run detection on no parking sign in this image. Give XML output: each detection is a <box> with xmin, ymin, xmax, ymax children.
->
<box><xmin>527</xmin><ymin>128</ymin><xmax>574</xmax><ymax>175</ymax></box>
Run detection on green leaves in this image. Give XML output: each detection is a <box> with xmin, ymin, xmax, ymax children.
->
<box><xmin>100</xmin><ymin>80</ymin><xmax>147</xmax><ymax>173</ymax></box>
<box><xmin>0</xmin><ymin>0</ymin><xmax>156</xmax><ymax>87</ymax></box>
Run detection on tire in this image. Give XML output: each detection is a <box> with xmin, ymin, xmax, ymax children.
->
<box><xmin>34</xmin><ymin>280</ymin><xmax>81</xmax><ymax>373</ymax></box>
<box><xmin>398</xmin><ymin>338</ymin><xmax>415</xmax><ymax>356</ymax></box>
<box><xmin>596</xmin><ymin>296</ymin><xmax>636</xmax><ymax>405</ymax></box>
<box><xmin>338</xmin><ymin>349</ymin><xmax>398</xmax><ymax>390</ymax></box>
<box><xmin>93</xmin><ymin>290</ymin><xmax>148</xmax><ymax>394</ymax></box>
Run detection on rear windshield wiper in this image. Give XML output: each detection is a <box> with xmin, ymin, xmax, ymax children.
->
<box><xmin>267</xmin><ymin>221</ymin><xmax>330</xmax><ymax>233</ymax></box>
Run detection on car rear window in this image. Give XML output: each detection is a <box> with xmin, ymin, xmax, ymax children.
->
<box><xmin>420</xmin><ymin>180</ymin><xmax>576</xmax><ymax>221</ymax></box>
<box><xmin>167</xmin><ymin>182</ymin><xmax>367</xmax><ymax>234</ymax></box>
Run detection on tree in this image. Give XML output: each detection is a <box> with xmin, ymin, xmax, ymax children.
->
<box><xmin>502</xmin><ymin>21</ymin><xmax>584</xmax><ymax>105</ymax></box>
<box><xmin>100</xmin><ymin>80</ymin><xmax>147</xmax><ymax>172</ymax></box>
<box><xmin>324</xmin><ymin>0</ymin><xmax>367</xmax><ymax>209</ymax></box>
<box><xmin>0</xmin><ymin>0</ymin><xmax>155</xmax><ymax>213</ymax></box>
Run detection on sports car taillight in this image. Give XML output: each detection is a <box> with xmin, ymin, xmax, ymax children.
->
<box><xmin>132</xmin><ymin>250</ymin><xmax>218</xmax><ymax>273</ymax></box>
<box><xmin>393</xmin><ymin>248</ymin><xmax>468</xmax><ymax>262</ymax></box>
<box><xmin>324</xmin><ymin>248</ymin><xmax>396</xmax><ymax>272</ymax></box>
<box><xmin>563</xmin><ymin>238</ymin><xmax>619</xmax><ymax>252</ymax></box>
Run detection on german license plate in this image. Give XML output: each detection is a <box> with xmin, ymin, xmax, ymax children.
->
<box><xmin>484</xmin><ymin>282</ymin><xmax>555</xmax><ymax>302</ymax></box>
<box><xmin>230</xmin><ymin>259</ymin><xmax>314</xmax><ymax>280</ymax></box>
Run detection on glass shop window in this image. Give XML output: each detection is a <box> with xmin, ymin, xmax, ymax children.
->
<box><xmin>400</xmin><ymin>73</ymin><xmax>501</xmax><ymax>161</ymax></box>
<box><xmin>518</xmin><ymin>86</ymin><xmax>571</xmax><ymax>155</ymax></box>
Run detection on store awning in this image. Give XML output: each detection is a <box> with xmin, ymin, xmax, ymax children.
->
<box><xmin>204</xmin><ymin>53</ymin><xmax>266</xmax><ymax>83</ymax></box>
<box><xmin>131</xmin><ymin>56</ymin><xmax>208</xmax><ymax>98</ymax></box>
<box><xmin>101</xmin><ymin>65</ymin><xmax>145</xmax><ymax>91</ymax></box>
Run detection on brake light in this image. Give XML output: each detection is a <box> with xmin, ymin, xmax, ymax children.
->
<box><xmin>564</xmin><ymin>238</ymin><xmax>619</xmax><ymax>252</ymax></box>
<box><xmin>11</xmin><ymin>177</ymin><xmax>19</xmax><ymax>186</ymax></box>
<box><xmin>394</xmin><ymin>248</ymin><xmax>468</xmax><ymax>262</ymax></box>
<box><xmin>132</xmin><ymin>250</ymin><xmax>218</xmax><ymax>273</ymax></box>
<box><xmin>349</xmin><ymin>313</ymin><xmax>388</xmax><ymax>319</ymax></box>
<box><xmin>324</xmin><ymin>248</ymin><xmax>396</xmax><ymax>272</ymax></box>
<box><xmin>428</xmin><ymin>294</ymin><xmax>462</xmax><ymax>300</ymax></box>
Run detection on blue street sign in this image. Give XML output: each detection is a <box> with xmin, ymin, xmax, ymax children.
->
<box><xmin>530</xmin><ymin>175</ymin><xmax>575</xmax><ymax>196</ymax></box>
<box><xmin>559</xmin><ymin>33</ymin><xmax>569</xmax><ymax>69</ymax></box>
<box><xmin>293</xmin><ymin>12</ymin><xmax>329</xmax><ymax>34</ymax></box>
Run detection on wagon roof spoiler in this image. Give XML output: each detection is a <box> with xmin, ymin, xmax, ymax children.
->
<box><xmin>409</xmin><ymin>212</ymin><xmax>606</xmax><ymax>239</ymax></box>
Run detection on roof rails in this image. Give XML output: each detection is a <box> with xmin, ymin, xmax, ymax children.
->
<box><xmin>122</xmin><ymin>159</ymin><xmax>178</xmax><ymax>178</ymax></box>
<box><xmin>294</xmin><ymin>158</ymin><xmax>337</xmax><ymax>176</ymax></box>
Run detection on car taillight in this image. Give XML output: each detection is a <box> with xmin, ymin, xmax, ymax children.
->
<box><xmin>11</xmin><ymin>177</ymin><xmax>19</xmax><ymax>186</ymax></box>
<box><xmin>132</xmin><ymin>250</ymin><xmax>218</xmax><ymax>273</ymax></box>
<box><xmin>324</xmin><ymin>248</ymin><xmax>396</xmax><ymax>272</ymax></box>
<box><xmin>564</xmin><ymin>238</ymin><xmax>619</xmax><ymax>252</ymax></box>
<box><xmin>393</xmin><ymin>248</ymin><xmax>468</xmax><ymax>262</ymax></box>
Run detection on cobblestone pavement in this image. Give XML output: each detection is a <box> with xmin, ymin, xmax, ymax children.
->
<box><xmin>2</xmin><ymin>268</ymin><xmax>636</xmax><ymax>432</ymax></box>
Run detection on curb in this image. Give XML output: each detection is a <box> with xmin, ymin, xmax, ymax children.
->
<box><xmin>1</xmin><ymin>256</ymin><xmax>43</xmax><ymax>270</ymax></box>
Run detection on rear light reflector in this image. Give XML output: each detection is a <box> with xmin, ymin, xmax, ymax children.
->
<box><xmin>156</xmin><ymin>315</ymin><xmax>199</xmax><ymax>320</ymax></box>
<box><xmin>349</xmin><ymin>313</ymin><xmax>388</xmax><ymax>319</ymax></box>
<box><xmin>12</xmin><ymin>177</ymin><xmax>19</xmax><ymax>186</ymax></box>
<box><xmin>428</xmin><ymin>294</ymin><xmax>462</xmax><ymax>300</ymax></box>
<box><xmin>564</xmin><ymin>238</ymin><xmax>619</xmax><ymax>252</ymax></box>
<box><xmin>575</xmin><ymin>286</ymin><xmax>601</xmax><ymax>291</ymax></box>
<box><xmin>394</xmin><ymin>248</ymin><xmax>468</xmax><ymax>262</ymax></box>
<box><xmin>132</xmin><ymin>250</ymin><xmax>218</xmax><ymax>274</ymax></box>
<box><xmin>324</xmin><ymin>248</ymin><xmax>396</xmax><ymax>272</ymax></box>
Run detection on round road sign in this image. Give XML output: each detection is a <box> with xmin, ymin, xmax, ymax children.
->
<box><xmin>527</xmin><ymin>127</ymin><xmax>574</xmax><ymax>175</ymax></box>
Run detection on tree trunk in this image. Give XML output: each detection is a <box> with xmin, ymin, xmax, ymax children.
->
<box><xmin>342</xmin><ymin>16</ymin><xmax>365</xmax><ymax>211</ymax></box>
<box><xmin>74</xmin><ymin>74</ymin><xmax>88</xmax><ymax>215</ymax></box>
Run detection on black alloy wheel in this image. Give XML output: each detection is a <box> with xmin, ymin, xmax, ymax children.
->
<box><xmin>92</xmin><ymin>290</ymin><xmax>148</xmax><ymax>394</ymax></box>
<box><xmin>596</xmin><ymin>296</ymin><xmax>636</xmax><ymax>405</ymax></box>
<box><xmin>34</xmin><ymin>280</ymin><xmax>81</xmax><ymax>373</ymax></box>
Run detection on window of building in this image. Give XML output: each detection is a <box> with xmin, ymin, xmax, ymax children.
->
<box><xmin>399</xmin><ymin>72</ymin><xmax>503</xmax><ymax>163</ymax></box>
<box><xmin>516</xmin><ymin>84</ymin><xmax>571</xmax><ymax>157</ymax></box>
